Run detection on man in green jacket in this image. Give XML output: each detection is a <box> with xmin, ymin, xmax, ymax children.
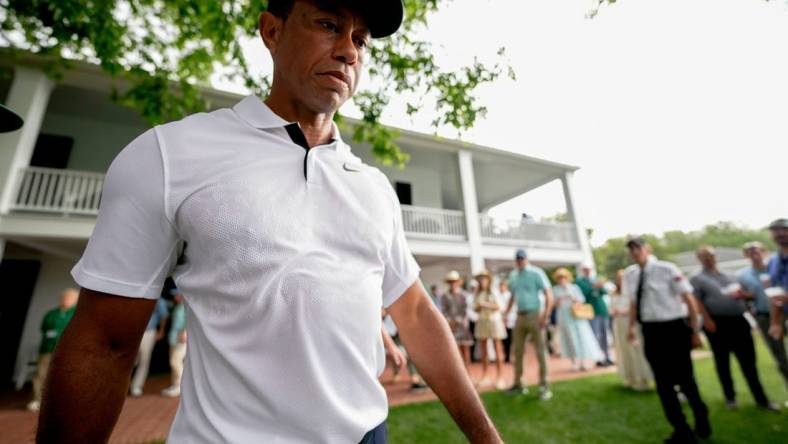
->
<box><xmin>577</xmin><ymin>265</ymin><xmax>613</xmax><ymax>367</ymax></box>
<box><xmin>27</xmin><ymin>288</ymin><xmax>78</xmax><ymax>411</ymax></box>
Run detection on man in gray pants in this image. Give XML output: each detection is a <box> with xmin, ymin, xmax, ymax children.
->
<box><xmin>738</xmin><ymin>242</ymin><xmax>788</xmax><ymax>389</ymax></box>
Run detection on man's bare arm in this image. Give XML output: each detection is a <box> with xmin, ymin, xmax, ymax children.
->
<box><xmin>540</xmin><ymin>287</ymin><xmax>554</xmax><ymax>328</ymax></box>
<box><xmin>680</xmin><ymin>292</ymin><xmax>703</xmax><ymax>348</ymax></box>
<box><xmin>389</xmin><ymin>281</ymin><xmax>502</xmax><ymax>444</ymax></box>
<box><xmin>37</xmin><ymin>288</ymin><xmax>156</xmax><ymax>443</ymax></box>
<box><xmin>627</xmin><ymin>301</ymin><xmax>638</xmax><ymax>342</ymax></box>
<box><xmin>769</xmin><ymin>298</ymin><xmax>786</xmax><ymax>339</ymax></box>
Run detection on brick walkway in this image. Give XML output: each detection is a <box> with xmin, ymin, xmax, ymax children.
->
<box><xmin>0</xmin><ymin>347</ymin><xmax>619</xmax><ymax>444</ymax></box>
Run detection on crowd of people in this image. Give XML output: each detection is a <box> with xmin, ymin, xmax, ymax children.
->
<box><xmin>28</xmin><ymin>218</ymin><xmax>788</xmax><ymax>443</ymax></box>
<box><xmin>380</xmin><ymin>218</ymin><xmax>788</xmax><ymax>444</ymax></box>
<box><xmin>26</xmin><ymin>287</ymin><xmax>187</xmax><ymax>411</ymax></box>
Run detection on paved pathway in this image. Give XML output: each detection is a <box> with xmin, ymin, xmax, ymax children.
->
<box><xmin>0</xmin><ymin>347</ymin><xmax>621</xmax><ymax>444</ymax></box>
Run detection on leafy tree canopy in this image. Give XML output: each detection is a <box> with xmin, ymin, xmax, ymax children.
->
<box><xmin>593</xmin><ymin>221</ymin><xmax>777</xmax><ymax>279</ymax></box>
<box><xmin>0</xmin><ymin>0</ymin><xmax>514</xmax><ymax>167</ymax></box>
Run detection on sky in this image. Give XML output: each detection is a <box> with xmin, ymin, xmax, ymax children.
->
<box><xmin>220</xmin><ymin>0</ymin><xmax>788</xmax><ymax>246</ymax></box>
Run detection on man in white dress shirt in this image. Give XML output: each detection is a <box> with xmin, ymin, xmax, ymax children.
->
<box><xmin>624</xmin><ymin>238</ymin><xmax>710</xmax><ymax>444</ymax></box>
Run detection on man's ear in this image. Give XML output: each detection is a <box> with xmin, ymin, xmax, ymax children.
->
<box><xmin>259</xmin><ymin>11</ymin><xmax>283</xmax><ymax>54</ymax></box>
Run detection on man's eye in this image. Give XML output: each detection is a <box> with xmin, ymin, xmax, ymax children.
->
<box><xmin>320</xmin><ymin>21</ymin><xmax>338</xmax><ymax>32</ymax></box>
<box><xmin>355</xmin><ymin>38</ymin><xmax>368</xmax><ymax>49</ymax></box>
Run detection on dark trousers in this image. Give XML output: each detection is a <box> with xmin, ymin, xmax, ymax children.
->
<box><xmin>642</xmin><ymin>319</ymin><xmax>708</xmax><ymax>435</ymax></box>
<box><xmin>469</xmin><ymin>320</ymin><xmax>478</xmax><ymax>362</ymax></box>
<box><xmin>359</xmin><ymin>422</ymin><xmax>387</xmax><ymax>444</ymax></box>
<box><xmin>705</xmin><ymin>315</ymin><xmax>769</xmax><ymax>405</ymax></box>
<box><xmin>503</xmin><ymin>327</ymin><xmax>513</xmax><ymax>362</ymax></box>
<box><xmin>590</xmin><ymin>316</ymin><xmax>611</xmax><ymax>361</ymax></box>
<box><xmin>755</xmin><ymin>313</ymin><xmax>788</xmax><ymax>388</ymax></box>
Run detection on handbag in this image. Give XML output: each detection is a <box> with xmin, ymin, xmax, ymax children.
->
<box><xmin>571</xmin><ymin>303</ymin><xmax>595</xmax><ymax>320</ymax></box>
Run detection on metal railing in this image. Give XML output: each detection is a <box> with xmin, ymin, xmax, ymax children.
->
<box><xmin>479</xmin><ymin>215</ymin><xmax>578</xmax><ymax>248</ymax></box>
<box><xmin>11</xmin><ymin>167</ymin><xmax>104</xmax><ymax>216</ymax></box>
<box><xmin>401</xmin><ymin>205</ymin><xmax>467</xmax><ymax>240</ymax></box>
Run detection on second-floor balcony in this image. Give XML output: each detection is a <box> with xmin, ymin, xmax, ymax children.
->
<box><xmin>7</xmin><ymin>167</ymin><xmax>580</xmax><ymax>249</ymax></box>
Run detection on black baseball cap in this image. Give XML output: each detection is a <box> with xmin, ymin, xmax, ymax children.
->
<box><xmin>267</xmin><ymin>0</ymin><xmax>404</xmax><ymax>38</ymax></box>
<box><xmin>0</xmin><ymin>104</ymin><xmax>23</xmax><ymax>133</ymax></box>
<box><xmin>626</xmin><ymin>237</ymin><xmax>647</xmax><ymax>248</ymax></box>
<box><xmin>769</xmin><ymin>218</ymin><xmax>788</xmax><ymax>230</ymax></box>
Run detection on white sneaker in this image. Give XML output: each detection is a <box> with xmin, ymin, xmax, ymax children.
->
<box><xmin>495</xmin><ymin>379</ymin><xmax>507</xmax><ymax>390</ymax></box>
<box><xmin>26</xmin><ymin>400</ymin><xmax>40</xmax><ymax>412</ymax></box>
<box><xmin>129</xmin><ymin>387</ymin><xmax>143</xmax><ymax>397</ymax></box>
<box><xmin>161</xmin><ymin>386</ymin><xmax>181</xmax><ymax>397</ymax></box>
<box><xmin>539</xmin><ymin>387</ymin><xmax>553</xmax><ymax>401</ymax></box>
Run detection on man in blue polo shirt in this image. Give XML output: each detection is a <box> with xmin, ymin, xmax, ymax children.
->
<box><xmin>767</xmin><ymin>219</ymin><xmax>788</xmax><ymax>346</ymax></box>
<box><xmin>738</xmin><ymin>241</ymin><xmax>788</xmax><ymax>391</ymax></box>
<box><xmin>505</xmin><ymin>249</ymin><xmax>554</xmax><ymax>400</ymax></box>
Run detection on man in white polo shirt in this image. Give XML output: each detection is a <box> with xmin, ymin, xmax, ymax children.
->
<box><xmin>37</xmin><ymin>1</ymin><xmax>502</xmax><ymax>443</ymax></box>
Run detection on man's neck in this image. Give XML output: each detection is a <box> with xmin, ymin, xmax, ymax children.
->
<box><xmin>752</xmin><ymin>260</ymin><xmax>767</xmax><ymax>271</ymax></box>
<box><xmin>264</xmin><ymin>92</ymin><xmax>336</xmax><ymax>148</ymax></box>
<box><xmin>703</xmin><ymin>266</ymin><xmax>718</xmax><ymax>274</ymax></box>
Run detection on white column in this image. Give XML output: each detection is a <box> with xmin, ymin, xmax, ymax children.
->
<box><xmin>458</xmin><ymin>150</ymin><xmax>484</xmax><ymax>274</ymax></box>
<box><xmin>561</xmin><ymin>171</ymin><xmax>595</xmax><ymax>271</ymax></box>
<box><xmin>0</xmin><ymin>67</ymin><xmax>55</xmax><ymax>213</ymax></box>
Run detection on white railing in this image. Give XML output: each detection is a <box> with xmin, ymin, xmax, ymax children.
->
<box><xmin>6</xmin><ymin>168</ymin><xmax>581</xmax><ymax>250</ymax></box>
<box><xmin>11</xmin><ymin>167</ymin><xmax>104</xmax><ymax>216</ymax></box>
<box><xmin>479</xmin><ymin>215</ymin><xmax>578</xmax><ymax>248</ymax></box>
<box><xmin>401</xmin><ymin>205</ymin><xmax>467</xmax><ymax>240</ymax></box>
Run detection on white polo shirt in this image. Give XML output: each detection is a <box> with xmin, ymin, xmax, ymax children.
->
<box><xmin>72</xmin><ymin>96</ymin><xmax>420</xmax><ymax>443</ymax></box>
<box><xmin>621</xmin><ymin>255</ymin><xmax>693</xmax><ymax>323</ymax></box>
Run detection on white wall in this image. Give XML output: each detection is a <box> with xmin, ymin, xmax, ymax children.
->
<box><xmin>40</xmin><ymin>112</ymin><xmax>148</xmax><ymax>173</ymax></box>
<box><xmin>376</xmin><ymin>164</ymin><xmax>442</xmax><ymax>208</ymax></box>
<box><xmin>349</xmin><ymin>139</ymin><xmax>456</xmax><ymax>209</ymax></box>
<box><xmin>14</xmin><ymin>254</ymin><xmax>79</xmax><ymax>383</ymax></box>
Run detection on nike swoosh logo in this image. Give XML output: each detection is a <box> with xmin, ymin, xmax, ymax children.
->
<box><xmin>343</xmin><ymin>162</ymin><xmax>362</xmax><ymax>172</ymax></box>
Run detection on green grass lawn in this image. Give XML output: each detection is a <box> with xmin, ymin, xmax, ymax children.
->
<box><xmin>387</xmin><ymin>340</ymin><xmax>787</xmax><ymax>444</ymax></box>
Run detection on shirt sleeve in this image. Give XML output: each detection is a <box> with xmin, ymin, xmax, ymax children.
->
<box><xmin>381</xmin><ymin>200</ymin><xmax>421</xmax><ymax>308</ymax></box>
<box><xmin>71</xmin><ymin>129</ymin><xmax>181</xmax><ymax>300</ymax></box>
<box><xmin>156</xmin><ymin>299</ymin><xmax>170</xmax><ymax>319</ymax></box>
<box><xmin>669</xmin><ymin>264</ymin><xmax>693</xmax><ymax>295</ymax></box>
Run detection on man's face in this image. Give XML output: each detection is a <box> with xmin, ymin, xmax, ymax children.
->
<box><xmin>628</xmin><ymin>245</ymin><xmax>649</xmax><ymax>265</ymax></box>
<box><xmin>60</xmin><ymin>290</ymin><xmax>78</xmax><ymax>309</ymax></box>
<box><xmin>746</xmin><ymin>247</ymin><xmax>766</xmax><ymax>264</ymax></box>
<box><xmin>581</xmin><ymin>266</ymin><xmax>591</xmax><ymax>277</ymax></box>
<box><xmin>696</xmin><ymin>248</ymin><xmax>716</xmax><ymax>270</ymax></box>
<box><xmin>515</xmin><ymin>257</ymin><xmax>526</xmax><ymax>269</ymax></box>
<box><xmin>262</xmin><ymin>1</ymin><xmax>370</xmax><ymax>114</ymax></box>
<box><xmin>771</xmin><ymin>227</ymin><xmax>788</xmax><ymax>249</ymax></box>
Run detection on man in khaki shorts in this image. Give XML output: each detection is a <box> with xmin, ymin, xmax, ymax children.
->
<box><xmin>505</xmin><ymin>249</ymin><xmax>554</xmax><ymax>400</ymax></box>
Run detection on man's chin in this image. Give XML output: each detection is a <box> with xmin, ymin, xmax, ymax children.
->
<box><xmin>310</xmin><ymin>93</ymin><xmax>350</xmax><ymax>115</ymax></box>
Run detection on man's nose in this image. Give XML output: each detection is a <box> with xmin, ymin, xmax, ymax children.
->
<box><xmin>333</xmin><ymin>32</ymin><xmax>359</xmax><ymax>66</ymax></box>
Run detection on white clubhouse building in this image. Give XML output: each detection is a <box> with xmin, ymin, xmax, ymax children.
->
<box><xmin>0</xmin><ymin>58</ymin><xmax>593</xmax><ymax>388</ymax></box>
